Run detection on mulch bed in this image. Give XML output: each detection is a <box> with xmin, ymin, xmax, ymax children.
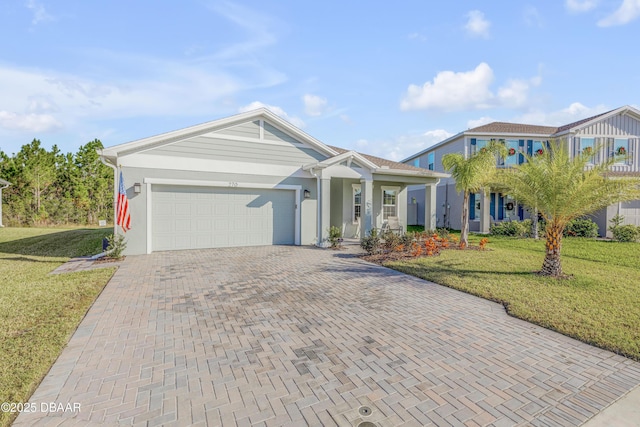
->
<box><xmin>360</xmin><ymin>245</ymin><xmax>487</xmax><ymax>265</ymax></box>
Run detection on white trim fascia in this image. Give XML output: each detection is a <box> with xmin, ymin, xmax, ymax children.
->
<box><xmin>144</xmin><ymin>178</ymin><xmax>302</xmax><ymax>252</ymax></box>
<box><xmin>102</xmin><ymin>108</ymin><xmax>339</xmax><ymax>158</ymax></box>
<box><xmin>373</xmin><ymin>168</ymin><xmax>449</xmax><ymax>179</ymax></box>
<box><xmin>554</xmin><ymin>105</ymin><xmax>640</xmax><ymax>137</ymax></box>
<box><xmin>469</xmin><ymin>132</ymin><xmax>554</xmax><ymax>138</ymax></box>
<box><xmin>118</xmin><ymin>153</ymin><xmax>313</xmax><ymax>179</ymax></box>
<box><xmin>304</xmin><ymin>150</ymin><xmax>379</xmax><ymax>172</ymax></box>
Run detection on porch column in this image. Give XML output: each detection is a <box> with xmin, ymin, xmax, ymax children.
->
<box><xmin>424</xmin><ymin>184</ymin><xmax>437</xmax><ymax>231</ymax></box>
<box><xmin>319</xmin><ymin>177</ymin><xmax>331</xmax><ymax>246</ymax></box>
<box><xmin>360</xmin><ymin>179</ymin><xmax>373</xmax><ymax>237</ymax></box>
<box><xmin>479</xmin><ymin>189</ymin><xmax>491</xmax><ymax>234</ymax></box>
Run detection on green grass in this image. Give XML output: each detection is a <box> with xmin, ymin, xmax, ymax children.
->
<box><xmin>0</xmin><ymin>228</ymin><xmax>114</xmax><ymax>427</ymax></box>
<box><xmin>387</xmin><ymin>235</ymin><xmax>640</xmax><ymax>361</ymax></box>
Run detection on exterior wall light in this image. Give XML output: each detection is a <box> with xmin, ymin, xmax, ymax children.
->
<box><xmin>134</xmin><ymin>183</ymin><xmax>142</xmax><ymax>194</ymax></box>
<box><xmin>304</xmin><ymin>189</ymin><xmax>311</xmax><ymax>199</ymax></box>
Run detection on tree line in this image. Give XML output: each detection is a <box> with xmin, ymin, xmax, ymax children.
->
<box><xmin>0</xmin><ymin>139</ymin><xmax>113</xmax><ymax>227</ymax></box>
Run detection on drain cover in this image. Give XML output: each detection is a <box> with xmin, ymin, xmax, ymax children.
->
<box><xmin>358</xmin><ymin>406</ymin><xmax>372</xmax><ymax>416</ymax></box>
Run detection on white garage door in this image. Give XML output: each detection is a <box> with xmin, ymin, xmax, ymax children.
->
<box><xmin>151</xmin><ymin>185</ymin><xmax>295</xmax><ymax>251</ymax></box>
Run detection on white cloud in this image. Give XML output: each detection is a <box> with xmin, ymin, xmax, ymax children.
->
<box><xmin>524</xmin><ymin>6</ymin><xmax>544</xmax><ymax>27</ymax></box>
<box><xmin>0</xmin><ymin>61</ymin><xmax>248</xmax><ymax>133</ymax></box>
<box><xmin>354</xmin><ymin>129</ymin><xmax>453</xmax><ymax>162</ymax></box>
<box><xmin>340</xmin><ymin>114</ymin><xmax>352</xmax><ymax>124</ymax></box>
<box><xmin>400</xmin><ymin>63</ymin><xmax>541</xmax><ymax>112</ymax></box>
<box><xmin>302</xmin><ymin>94</ymin><xmax>328</xmax><ymax>116</ymax></box>
<box><xmin>598</xmin><ymin>0</ymin><xmax>640</xmax><ymax>26</ymax></box>
<box><xmin>565</xmin><ymin>0</ymin><xmax>599</xmax><ymax>13</ymax></box>
<box><xmin>401</xmin><ymin>63</ymin><xmax>494</xmax><ymax>111</ymax></box>
<box><xmin>238</xmin><ymin>101</ymin><xmax>305</xmax><ymax>128</ymax></box>
<box><xmin>467</xmin><ymin>116</ymin><xmax>495</xmax><ymax>129</ymax></box>
<box><xmin>25</xmin><ymin>0</ymin><xmax>54</xmax><ymax>25</ymax></box>
<box><xmin>514</xmin><ymin>102</ymin><xmax>609</xmax><ymax>126</ymax></box>
<box><xmin>408</xmin><ymin>32</ymin><xmax>427</xmax><ymax>42</ymax></box>
<box><xmin>0</xmin><ymin>111</ymin><xmax>62</xmax><ymax>132</ymax></box>
<box><xmin>465</xmin><ymin>10</ymin><xmax>491</xmax><ymax>38</ymax></box>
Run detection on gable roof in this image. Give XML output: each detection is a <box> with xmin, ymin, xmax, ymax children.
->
<box><xmin>403</xmin><ymin>105</ymin><xmax>640</xmax><ymax>162</ymax></box>
<box><xmin>468</xmin><ymin>122</ymin><xmax>557</xmax><ymax>135</ymax></box>
<box><xmin>100</xmin><ymin>108</ymin><xmax>339</xmax><ymax>161</ymax></box>
<box><xmin>329</xmin><ymin>146</ymin><xmax>430</xmax><ymax>173</ymax></box>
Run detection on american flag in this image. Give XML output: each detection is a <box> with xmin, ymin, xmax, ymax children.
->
<box><xmin>117</xmin><ymin>170</ymin><xmax>131</xmax><ymax>232</ymax></box>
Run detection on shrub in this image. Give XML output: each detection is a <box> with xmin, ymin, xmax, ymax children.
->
<box><xmin>381</xmin><ymin>231</ymin><xmax>401</xmax><ymax>252</ymax></box>
<box><xmin>612</xmin><ymin>225</ymin><xmax>640</xmax><ymax>242</ymax></box>
<box><xmin>564</xmin><ymin>218</ymin><xmax>599</xmax><ymax>238</ymax></box>
<box><xmin>490</xmin><ymin>221</ymin><xmax>527</xmax><ymax>237</ymax></box>
<box><xmin>106</xmin><ymin>233</ymin><xmax>127</xmax><ymax>259</ymax></box>
<box><xmin>360</xmin><ymin>229</ymin><xmax>381</xmax><ymax>254</ymax></box>
<box><xmin>400</xmin><ymin>232</ymin><xmax>416</xmax><ymax>247</ymax></box>
<box><xmin>328</xmin><ymin>226</ymin><xmax>343</xmax><ymax>248</ymax></box>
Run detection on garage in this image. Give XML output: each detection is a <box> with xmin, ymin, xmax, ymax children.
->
<box><xmin>151</xmin><ymin>185</ymin><xmax>296</xmax><ymax>251</ymax></box>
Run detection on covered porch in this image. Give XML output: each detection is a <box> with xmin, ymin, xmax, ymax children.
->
<box><xmin>303</xmin><ymin>150</ymin><xmax>446</xmax><ymax>246</ymax></box>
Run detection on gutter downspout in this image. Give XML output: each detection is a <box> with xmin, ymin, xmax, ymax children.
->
<box><xmin>308</xmin><ymin>167</ymin><xmax>321</xmax><ymax>246</ymax></box>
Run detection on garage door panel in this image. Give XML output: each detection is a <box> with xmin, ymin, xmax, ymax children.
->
<box><xmin>152</xmin><ymin>185</ymin><xmax>295</xmax><ymax>251</ymax></box>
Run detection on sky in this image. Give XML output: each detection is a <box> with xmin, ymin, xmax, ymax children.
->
<box><xmin>1</xmin><ymin>0</ymin><xmax>639</xmax><ymax>161</ymax></box>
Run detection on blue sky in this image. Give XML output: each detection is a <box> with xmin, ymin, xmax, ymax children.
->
<box><xmin>1</xmin><ymin>0</ymin><xmax>639</xmax><ymax>161</ymax></box>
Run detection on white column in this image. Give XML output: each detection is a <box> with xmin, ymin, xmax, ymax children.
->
<box><xmin>360</xmin><ymin>179</ymin><xmax>373</xmax><ymax>237</ymax></box>
<box><xmin>319</xmin><ymin>177</ymin><xmax>331</xmax><ymax>246</ymax></box>
<box><xmin>479</xmin><ymin>189</ymin><xmax>491</xmax><ymax>234</ymax></box>
<box><xmin>424</xmin><ymin>184</ymin><xmax>437</xmax><ymax>231</ymax></box>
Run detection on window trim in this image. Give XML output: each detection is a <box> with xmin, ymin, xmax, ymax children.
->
<box><xmin>352</xmin><ymin>184</ymin><xmax>361</xmax><ymax>224</ymax></box>
<box><xmin>381</xmin><ymin>186</ymin><xmax>400</xmax><ymax>220</ymax></box>
<box><xmin>613</xmin><ymin>138</ymin><xmax>629</xmax><ymax>165</ymax></box>
<box><xmin>579</xmin><ymin>137</ymin><xmax>595</xmax><ymax>164</ymax></box>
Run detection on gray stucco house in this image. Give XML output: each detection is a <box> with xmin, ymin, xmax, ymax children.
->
<box><xmin>100</xmin><ymin>108</ymin><xmax>446</xmax><ymax>255</ymax></box>
<box><xmin>0</xmin><ymin>178</ymin><xmax>10</xmax><ymax>227</ymax></box>
<box><xmin>403</xmin><ymin>105</ymin><xmax>640</xmax><ymax>237</ymax></box>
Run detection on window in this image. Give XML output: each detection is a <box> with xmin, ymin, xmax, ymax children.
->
<box><xmin>474</xmin><ymin>139</ymin><xmax>488</xmax><ymax>154</ymax></box>
<box><xmin>580</xmin><ymin>137</ymin><xmax>595</xmax><ymax>162</ymax></box>
<box><xmin>504</xmin><ymin>140</ymin><xmax>519</xmax><ymax>166</ymax></box>
<box><xmin>382</xmin><ymin>187</ymin><xmax>398</xmax><ymax>219</ymax></box>
<box><xmin>614</xmin><ymin>138</ymin><xmax>628</xmax><ymax>163</ymax></box>
<box><xmin>533</xmin><ymin>140</ymin><xmax>544</xmax><ymax>156</ymax></box>
<box><xmin>428</xmin><ymin>152</ymin><xmax>434</xmax><ymax>170</ymax></box>
<box><xmin>413</xmin><ymin>158</ymin><xmax>420</xmax><ymax>167</ymax></box>
<box><xmin>353</xmin><ymin>185</ymin><xmax>361</xmax><ymax>222</ymax></box>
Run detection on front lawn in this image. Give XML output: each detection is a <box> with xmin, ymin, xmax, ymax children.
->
<box><xmin>387</xmin><ymin>235</ymin><xmax>640</xmax><ymax>361</ymax></box>
<box><xmin>0</xmin><ymin>228</ymin><xmax>114</xmax><ymax>427</ymax></box>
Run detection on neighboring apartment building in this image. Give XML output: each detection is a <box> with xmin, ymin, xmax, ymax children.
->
<box><xmin>403</xmin><ymin>105</ymin><xmax>640</xmax><ymax>237</ymax></box>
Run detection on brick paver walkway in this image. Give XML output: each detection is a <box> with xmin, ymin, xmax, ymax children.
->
<box><xmin>15</xmin><ymin>246</ymin><xmax>640</xmax><ymax>426</ymax></box>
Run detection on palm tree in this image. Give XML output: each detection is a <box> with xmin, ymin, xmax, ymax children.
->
<box><xmin>442</xmin><ymin>140</ymin><xmax>506</xmax><ymax>248</ymax></box>
<box><xmin>499</xmin><ymin>141</ymin><xmax>640</xmax><ymax>277</ymax></box>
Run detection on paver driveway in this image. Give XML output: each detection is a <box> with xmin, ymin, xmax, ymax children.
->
<box><xmin>15</xmin><ymin>245</ymin><xmax>640</xmax><ymax>426</ymax></box>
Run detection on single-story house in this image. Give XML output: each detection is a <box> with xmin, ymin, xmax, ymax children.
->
<box><xmin>403</xmin><ymin>105</ymin><xmax>640</xmax><ymax>237</ymax></box>
<box><xmin>100</xmin><ymin>108</ymin><xmax>447</xmax><ymax>255</ymax></box>
<box><xmin>0</xmin><ymin>178</ymin><xmax>10</xmax><ymax>227</ymax></box>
